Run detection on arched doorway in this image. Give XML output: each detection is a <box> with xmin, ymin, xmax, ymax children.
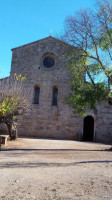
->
<box><xmin>83</xmin><ymin>116</ymin><xmax>94</xmax><ymax>141</ymax></box>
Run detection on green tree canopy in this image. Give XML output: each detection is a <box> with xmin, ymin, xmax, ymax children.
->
<box><xmin>62</xmin><ymin>0</ymin><xmax>112</xmax><ymax>116</ymax></box>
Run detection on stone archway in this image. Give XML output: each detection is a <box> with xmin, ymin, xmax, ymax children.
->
<box><xmin>83</xmin><ymin>116</ymin><xmax>94</xmax><ymax>141</ymax></box>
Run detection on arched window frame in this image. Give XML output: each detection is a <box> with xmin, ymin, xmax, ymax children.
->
<box><xmin>33</xmin><ymin>85</ymin><xmax>40</xmax><ymax>104</ymax></box>
<box><xmin>52</xmin><ymin>86</ymin><xmax>58</xmax><ymax>106</ymax></box>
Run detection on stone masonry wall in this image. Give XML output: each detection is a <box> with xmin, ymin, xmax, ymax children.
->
<box><xmin>11</xmin><ymin>37</ymin><xmax>83</xmax><ymax>140</ymax></box>
<box><xmin>95</xmin><ymin>102</ymin><xmax>112</xmax><ymax>144</ymax></box>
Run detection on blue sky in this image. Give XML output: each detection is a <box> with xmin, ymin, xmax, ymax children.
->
<box><xmin>0</xmin><ymin>0</ymin><xmax>95</xmax><ymax>78</ymax></box>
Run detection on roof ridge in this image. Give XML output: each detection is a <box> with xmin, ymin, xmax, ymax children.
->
<box><xmin>11</xmin><ymin>36</ymin><xmax>76</xmax><ymax>51</ymax></box>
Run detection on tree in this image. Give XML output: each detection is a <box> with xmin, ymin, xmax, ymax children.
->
<box><xmin>0</xmin><ymin>74</ymin><xmax>32</xmax><ymax>140</ymax></box>
<box><xmin>62</xmin><ymin>0</ymin><xmax>112</xmax><ymax>116</ymax></box>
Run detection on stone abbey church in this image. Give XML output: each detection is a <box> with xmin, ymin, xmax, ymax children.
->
<box><xmin>0</xmin><ymin>36</ymin><xmax>112</xmax><ymax>144</ymax></box>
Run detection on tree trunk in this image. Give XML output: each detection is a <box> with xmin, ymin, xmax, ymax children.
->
<box><xmin>6</xmin><ymin>122</ymin><xmax>18</xmax><ymax>140</ymax></box>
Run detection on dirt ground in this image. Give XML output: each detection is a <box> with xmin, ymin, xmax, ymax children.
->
<box><xmin>0</xmin><ymin>138</ymin><xmax>112</xmax><ymax>200</ymax></box>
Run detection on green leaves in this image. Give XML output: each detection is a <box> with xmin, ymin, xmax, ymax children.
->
<box><xmin>14</xmin><ymin>73</ymin><xmax>26</xmax><ymax>83</ymax></box>
<box><xmin>0</xmin><ymin>74</ymin><xmax>28</xmax><ymax>124</ymax></box>
<box><xmin>63</xmin><ymin>0</ymin><xmax>112</xmax><ymax>116</ymax></box>
<box><xmin>65</xmin><ymin>58</ymin><xmax>109</xmax><ymax>116</ymax></box>
<box><xmin>66</xmin><ymin>79</ymin><xmax>109</xmax><ymax>116</ymax></box>
<box><xmin>98</xmin><ymin>30</ymin><xmax>112</xmax><ymax>50</ymax></box>
<box><xmin>0</xmin><ymin>96</ymin><xmax>18</xmax><ymax>117</ymax></box>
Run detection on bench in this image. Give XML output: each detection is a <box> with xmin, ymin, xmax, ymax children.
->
<box><xmin>0</xmin><ymin>135</ymin><xmax>9</xmax><ymax>145</ymax></box>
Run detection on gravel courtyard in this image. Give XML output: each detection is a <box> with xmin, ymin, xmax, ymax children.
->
<box><xmin>0</xmin><ymin>138</ymin><xmax>112</xmax><ymax>200</ymax></box>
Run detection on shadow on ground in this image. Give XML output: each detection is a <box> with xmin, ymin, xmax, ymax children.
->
<box><xmin>0</xmin><ymin>160</ymin><xmax>112</xmax><ymax>168</ymax></box>
<box><xmin>2</xmin><ymin>148</ymin><xmax>110</xmax><ymax>152</ymax></box>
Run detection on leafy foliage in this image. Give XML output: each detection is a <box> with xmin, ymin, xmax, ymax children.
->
<box><xmin>66</xmin><ymin>63</ymin><xmax>109</xmax><ymax>116</ymax></box>
<box><xmin>62</xmin><ymin>0</ymin><xmax>112</xmax><ymax>116</ymax></box>
<box><xmin>0</xmin><ymin>74</ymin><xmax>32</xmax><ymax>139</ymax></box>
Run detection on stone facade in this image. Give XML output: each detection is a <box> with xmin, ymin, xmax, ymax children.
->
<box><xmin>0</xmin><ymin>36</ymin><xmax>112</xmax><ymax>144</ymax></box>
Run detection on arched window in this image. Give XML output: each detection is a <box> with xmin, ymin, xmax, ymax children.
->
<box><xmin>52</xmin><ymin>86</ymin><xmax>58</xmax><ymax>106</ymax></box>
<box><xmin>33</xmin><ymin>86</ymin><xmax>40</xmax><ymax>104</ymax></box>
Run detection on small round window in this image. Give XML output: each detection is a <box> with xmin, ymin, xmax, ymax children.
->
<box><xmin>43</xmin><ymin>54</ymin><xmax>55</xmax><ymax>68</ymax></box>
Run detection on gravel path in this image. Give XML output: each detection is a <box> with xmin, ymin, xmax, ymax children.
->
<box><xmin>0</xmin><ymin>138</ymin><xmax>112</xmax><ymax>200</ymax></box>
